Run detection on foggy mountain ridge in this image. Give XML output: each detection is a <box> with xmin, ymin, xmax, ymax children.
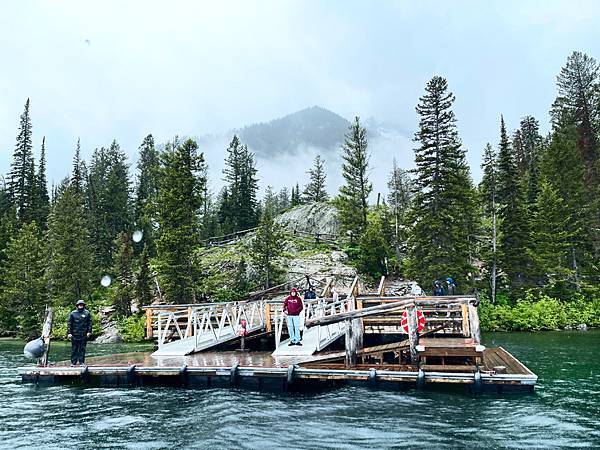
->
<box><xmin>194</xmin><ymin>105</ymin><xmax>415</xmax><ymax>199</ymax></box>
<box><xmin>197</xmin><ymin>105</ymin><xmax>411</xmax><ymax>159</ymax></box>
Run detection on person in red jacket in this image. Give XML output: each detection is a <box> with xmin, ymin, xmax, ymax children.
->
<box><xmin>284</xmin><ymin>288</ymin><xmax>304</xmax><ymax>346</ymax></box>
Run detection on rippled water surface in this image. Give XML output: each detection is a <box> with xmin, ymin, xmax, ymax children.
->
<box><xmin>1</xmin><ymin>331</ymin><xmax>599</xmax><ymax>449</ymax></box>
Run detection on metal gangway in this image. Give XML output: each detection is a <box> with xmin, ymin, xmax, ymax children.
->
<box><xmin>152</xmin><ymin>300</ymin><xmax>265</xmax><ymax>356</ymax></box>
<box><xmin>147</xmin><ymin>276</ymin><xmax>362</xmax><ymax>357</ymax></box>
<box><xmin>270</xmin><ymin>296</ymin><xmax>353</xmax><ymax>356</ymax></box>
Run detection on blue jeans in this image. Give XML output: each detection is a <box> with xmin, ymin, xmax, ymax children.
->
<box><xmin>287</xmin><ymin>315</ymin><xmax>301</xmax><ymax>343</ymax></box>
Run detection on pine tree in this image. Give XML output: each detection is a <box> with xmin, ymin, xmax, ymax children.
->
<box><xmin>479</xmin><ymin>143</ymin><xmax>499</xmax><ymax>302</ymax></box>
<box><xmin>156</xmin><ymin>138</ymin><xmax>206</xmax><ymax>303</ymax></box>
<box><xmin>277</xmin><ymin>187</ymin><xmax>291</xmax><ymax>212</ymax></box>
<box><xmin>9</xmin><ymin>99</ymin><xmax>35</xmax><ymax>224</ymax></box>
<box><xmin>113</xmin><ymin>232</ymin><xmax>134</xmax><ymax>317</ymax></box>
<box><xmin>387</xmin><ymin>159</ymin><xmax>412</xmax><ymax>249</ymax></box>
<box><xmin>0</xmin><ymin>222</ymin><xmax>47</xmax><ymax>337</ymax></box>
<box><xmin>263</xmin><ymin>185</ymin><xmax>278</xmax><ymax>215</ymax></box>
<box><xmin>135</xmin><ymin>245</ymin><xmax>153</xmax><ymax>309</ymax></box>
<box><xmin>32</xmin><ymin>137</ymin><xmax>50</xmax><ymax>230</ymax></box>
<box><xmin>338</xmin><ymin>116</ymin><xmax>372</xmax><ymax>236</ymax></box>
<box><xmin>87</xmin><ymin>141</ymin><xmax>132</xmax><ymax>274</ymax></box>
<box><xmin>496</xmin><ymin>116</ymin><xmax>530</xmax><ymax>291</ymax></box>
<box><xmin>552</xmin><ymin>51</ymin><xmax>599</xmax><ymax>188</ymax></box>
<box><xmin>71</xmin><ymin>139</ymin><xmax>85</xmax><ymax>194</ymax></box>
<box><xmin>217</xmin><ymin>187</ymin><xmax>235</xmax><ymax>236</ymax></box>
<box><xmin>407</xmin><ymin>76</ymin><xmax>476</xmax><ymax>289</ymax></box>
<box><xmin>303</xmin><ymin>155</ymin><xmax>328</xmax><ymax>202</ymax></box>
<box><xmin>530</xmin><ymin>181</ymin><xmax>572</xmax><ymax>290</ymax></box>
<box><xmin>518</xmin><ymin>116</ymin><xmax>544</xmax><ymax>207</ymax></box>
<box><xmin>238</xmin><ymin>145</ymin><xmax>259</xmax><ymax>229</ymax></box>
<box><xmin>357</xmin><ymin>208</ymin><xmax>393</xmax><ymax>278</ymax></box>
<box><xmin>222</xmin><ymin>136</ymin><xmax>259</xmax><ymax>231</ymax></box>
<box><xmin>135</xmin><ymin>134</ymin><xmax>160</xmax><ymax>256</ymax></box>
<box><xmin>251</xmin><ymin>208</ymin><xmax>285</xmax><ymax>289</ymax></box>
<box><xmin>290</xmin><ymin>183</ymin><xmax>301</xmax><ymax>207</ymax></box>
<box><xmin>540</xmin><ymin>118</ymin><xmax>591</xmax><ymax>286</ymax></box>
<box><xmin>47</xmin><ymin>179</ymin><xmax>92</xmax><ymax>307</ymax></box>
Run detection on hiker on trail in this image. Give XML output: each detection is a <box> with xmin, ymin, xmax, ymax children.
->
<box><xmin>67</xmin><ymin>299</ymin><xmax>92</xmax><ymax>366</ymax></box>
<box><xmin>446</xmin><ymin>277</ymin><xmax>457</xmax><ymax>295</ymax></box>
<box><xmin>284</xmin><ymin>288</ymin><xmax>304</xmax><ymax>346</ymax></box>
<box><xmin>433</xmin><ymin>280</ymin><xmax>444</xmax><ymax>296</ymax></box>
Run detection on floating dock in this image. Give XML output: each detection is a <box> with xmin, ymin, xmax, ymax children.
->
<box><xmin>19</xmin><ymin>277</ymin><xmax>537</xmax><ymax>393</ymax></box>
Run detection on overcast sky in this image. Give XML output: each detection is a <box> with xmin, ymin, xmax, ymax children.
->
<box><xmin>1</xmin><ymin>0</ymin><xmax>599</xmax><ymax>193</ymax></box>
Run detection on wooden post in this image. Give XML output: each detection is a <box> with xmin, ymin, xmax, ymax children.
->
<box><xmin>377</xmin><ymin>276</ymin><xmax>385</xmax><ymax>297</ymax></box>
<box><xmin>468</xmin><ymin>304</ymin><xmax>481</xmax><ymax>344</ymax></box>
<box><xmin>146</xmin><ymin>308</ymin><xmax>153</xmax><ymax>340</ymax></box>
<box><xmin>344</xmin><ymin>318</ymin><xmax>356</xmax><ymax>368</ymax></box>
<box><xmin>40</xmin><ymin>306</ymin><xmax>53</xmax><ymax>367</ymax></box>
<box><xmin>407</xmin><ymin>306</ymin><xmax>419</xmax><ymax>367</ymax></box>
<box><xmin>265</xmin><ymin>303</ymin><xmax>272</xmax><ymax>333</ymax></box>
<box><xmin>461</xmin><ymin>304</ymin><xmax>469</xmax><ymax>337</ymax></box>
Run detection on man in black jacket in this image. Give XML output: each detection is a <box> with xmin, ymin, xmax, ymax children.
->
<box><xmin>67</xmin><ymin>300</ymin><xmax>92</xmax><ymax>366</ymax></box>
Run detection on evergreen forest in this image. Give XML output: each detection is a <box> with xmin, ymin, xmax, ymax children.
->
<box><xmin>1</xmin><ymin>51</ymin><xmax>599</xmax><ymax>339</ymax></box>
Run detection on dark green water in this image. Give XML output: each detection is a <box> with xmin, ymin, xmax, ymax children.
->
<box><xmin>1</xmin><ymin>332</ymin><xmax>598</xmax><ymax>449</ymax></box>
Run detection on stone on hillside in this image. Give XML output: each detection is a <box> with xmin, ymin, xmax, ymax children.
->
<box><xmin>285</xmin><ymin>250</ymin><xmax>357</xmax><ymax>291</ymax></box>
<box><xmin>276</xmin><ymin>202</ymin><xmax>340</xmax><ymax>237</ymax></box>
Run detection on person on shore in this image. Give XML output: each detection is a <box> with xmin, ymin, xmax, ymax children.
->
<box><xmin>433</xmin><ymin>280</ymin><xmax>444</xmax><ymax>296</ymax></box>
<box><xmin>446</xmin><ymin>277</ymin><xmax>456</xmax><ymax>295</ymax></box>
<box><xmin>283</xmin><ymin>288</ymin><xmax>304</xmax><ymax>346</ymax></box>
<box><xmin>67</xmin><ymin>299</ymin><xmax>92</xmax><ymax>366</ymax></box>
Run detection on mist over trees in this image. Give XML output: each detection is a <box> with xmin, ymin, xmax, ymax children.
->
<box><xmin>0</xmin><ymin>50</ymin><xmax>598</xmax><ymax>337</ymax></box>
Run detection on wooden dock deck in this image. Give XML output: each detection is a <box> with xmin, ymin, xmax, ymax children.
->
<box><xmin>18</xmin><ymin>279</ymin><xmax>538</xmax><ymax>394</ymax></box>
<box><xmin>18</xmin><ymin>346</ymin><xmax>537</xmax><ymax>393</ymax></box>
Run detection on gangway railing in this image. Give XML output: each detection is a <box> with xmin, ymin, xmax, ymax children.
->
<box><xmin>154</xmin><ymin>300</ymin><xmax>265</xmax><ymax>352</ymax></box>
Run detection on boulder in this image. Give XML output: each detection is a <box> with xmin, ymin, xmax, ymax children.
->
<box><xmin>276</xmin><ymin>202</ymin><xmax>340</xmax><ymax>237</ymax></box>
<box><xmin>94</xmin><ymin>322</ymin><xmax>122</xmax><ymax>344</ymax></box>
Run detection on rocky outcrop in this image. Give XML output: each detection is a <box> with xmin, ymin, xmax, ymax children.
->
<box><xmin>94</xmin><ymin>306</ymin><xmax>122</xmax><ymax>343</ymax></box>
<box><xmin>285</xmin><ymin>250</ymin><xmax>357</xmax><ymax>291</ymax></box>
<box><xmin>276</xmin><ymin>202</ymin><xmax>340</xmax><ymax>237</ymax></box>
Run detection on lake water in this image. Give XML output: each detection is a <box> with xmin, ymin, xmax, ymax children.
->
<box><xmin>1</xmin><ymin>331</ymin><xmax>599</xmax><ymax>449</ymax></box>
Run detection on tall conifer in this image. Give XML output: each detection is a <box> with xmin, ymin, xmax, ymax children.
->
<box><xmin>9</xmin><ymin>99</ymin><xmax>35</xmax><ymax>223</ymax></box>
<box><xmin>303</xmin><ymin>155</ymin><xmax>328</xmax><ymax>202</ymax></box>
<box><xmin>407</xmin><ymin>76</ymin><xmax>476</xmax><ymax>289</ymax></box>
<box><xmin>496</xmin><ymin>116</ymin><xmax>530</xmax><ymax>291</ymax></box>
<box><xmin>338</xmin><ymin>116</ymin><xmax>372</xmax><ymax>236</ymax></box>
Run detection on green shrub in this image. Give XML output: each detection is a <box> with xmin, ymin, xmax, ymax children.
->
<box><xmin>117</xmin><ymin>314</ymin><xmax>146</xmax><ymax>342</ymax></box>
<box><xmin>479</xmin><ymin>293</ymin><xmax>600</xmax><ymax>331</ymax></box>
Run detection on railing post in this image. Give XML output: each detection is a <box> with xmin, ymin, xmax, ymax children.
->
<box><xmin>146</xmin><ymin>308</ymin><xmax>153</xmax><ymax>340</ymax></box>
<box><xmin>265</xmin><ymin>303</ymin><xmax>272</xmax><ymax>333</ymax></box>
<box><xmin>461</xmin><ymin>303</ymin><xmax>470</xmax><ymax>337</ymax></box>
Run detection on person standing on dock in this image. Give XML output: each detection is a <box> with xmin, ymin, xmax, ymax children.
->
<box><xmin>283</xmin><ymin>288</ymin><xmax>304</xmax><ymax>346</ymax></box>
<box><xmin>67</xmin><ymin>300</ymin><xmax>92</xmax><ymax>366</ymax></box>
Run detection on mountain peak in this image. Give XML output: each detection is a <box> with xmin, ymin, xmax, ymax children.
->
<box><xmin>236</xmin><ymin>106</ymin><xmax>350</xmax><ymax>157</ymax></box>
